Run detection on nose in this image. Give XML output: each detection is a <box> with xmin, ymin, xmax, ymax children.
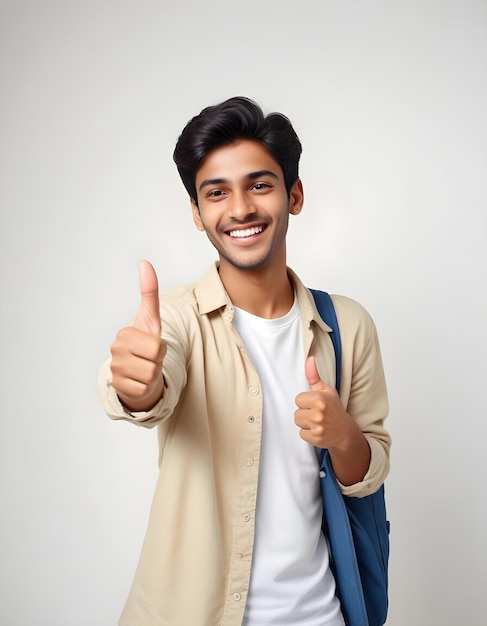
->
<box><xmin>228</xmin><ymin>190</ymin><xmax>257</xmax><ymax>221</ymax></box>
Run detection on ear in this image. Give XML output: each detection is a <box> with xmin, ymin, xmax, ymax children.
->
<box><xmin>191</xmin><ymin>198</ymin><xmax>205</xmax><ymax>231</ymax></box>
<box><xmin>289</xmin><ymin>178</ymin><xmax>304</xmax><ymax>215</ymax></box>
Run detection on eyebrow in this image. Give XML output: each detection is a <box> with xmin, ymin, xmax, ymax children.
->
<box><xmin>198</xmin><ymin>169</ymin><xmax>279</xmax><ymax>192</ymax></box>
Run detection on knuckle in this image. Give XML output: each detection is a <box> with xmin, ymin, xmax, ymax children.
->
<box><xmin>315</xmin><ymin>397</ymin><xmax>327</xmax><ymax>412</ymax></box>
<box><xmin>314</xmin><ymin>425</ymin><xmax>325</xmax><ymax>438</ymax></box>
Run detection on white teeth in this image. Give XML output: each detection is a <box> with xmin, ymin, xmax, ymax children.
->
<box><xmin>229</xmin><ymin>226</ymin><xmax>264</xmax><ymax>238</ymax></box>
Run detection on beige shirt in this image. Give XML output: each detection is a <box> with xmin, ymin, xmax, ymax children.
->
<box><xmin>98</xmin><ymin>263</ymin><xmax>390</xmax><ymax>626</ymax></box>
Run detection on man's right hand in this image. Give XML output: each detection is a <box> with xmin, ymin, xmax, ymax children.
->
<box><xmin>110</xmin><ymin>260</ymin><xmax>166</xmax><ymax>412</ymax></box>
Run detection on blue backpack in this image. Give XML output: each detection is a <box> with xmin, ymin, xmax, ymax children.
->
<box><xmin>310</xmin><ymin>289</ymin><xmax>390</xmax><ymax>626</ymax></box>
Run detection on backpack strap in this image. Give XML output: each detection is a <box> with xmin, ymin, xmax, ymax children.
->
<box><xmin>309</xmin><ymin>289</ymin><xmax>341</xmax><ymax>394</ymax></box>
<box><xmin>310</xmin><ymin>288</ymin><xmax>390</xmax><ymax>626</ymax></box>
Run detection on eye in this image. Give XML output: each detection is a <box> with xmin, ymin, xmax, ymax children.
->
<box><xmin>207</xmin><ymin>189</ymin><xmax>226</xmax><ymax>198</ymax></box>
<box><xmin>251</xmin><ymin>182</ymin><xmax>271</xmax><ymax>192</ymax></box>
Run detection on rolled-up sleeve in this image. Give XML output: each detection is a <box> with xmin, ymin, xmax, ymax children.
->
<box><xmin>332</xmin><ymin>296</ymin><xmax>391</xmax><ymax>497</ymax></box>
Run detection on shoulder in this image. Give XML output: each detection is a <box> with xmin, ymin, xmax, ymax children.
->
<box><xmin>330</xmin><ymin>295</ymin><xmax>383</xmax><ymax>369</ymax></box>
<box><xmin>162</xmin><ymin>281</ymin><xmax>198</xmax><ymax>301</ymax></box>
<box><xmin>330</xmin><ymin>294</ymin><xmax>375</xmax><ymax>327</ymax></box>
<box><xmin>290</xmin><ymin>269</ymin><xmax>377</xmax><ymax>338</ymax></box>
<box><xmin>329</xmin><ymin>295</ymin><xmax>380</xmax><ymax>350</ymax></box>
<box><xmin>159</xmin><ymin>282</ymin><xmax>199</xmax><ymax>320</ymax></box>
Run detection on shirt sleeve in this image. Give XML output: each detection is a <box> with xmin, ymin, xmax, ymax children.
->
<box><xmin>332</xmin><ymin>296</ymin><xmax>391</xmax><ymax>497</ymax></box>
<box><xmin>97</xmin><ymin>297</ymin><xmax>190</xmax><ymax>428</ymax></box>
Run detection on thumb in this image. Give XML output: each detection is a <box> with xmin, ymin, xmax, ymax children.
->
<box><xmin>133</xmin><ymin>260</ymin><xmax>161</xmax><ymax>336</ymax></box>
<box><xmin>305</xmin><ymin>356</ymin><xmax>327</xmax><ymax>391</ymax></box>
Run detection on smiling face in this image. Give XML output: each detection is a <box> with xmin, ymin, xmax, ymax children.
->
<box><xmin>191</xmin><ymin>139</ymin><xmax>303</xmax><ymax>275</ymax></box>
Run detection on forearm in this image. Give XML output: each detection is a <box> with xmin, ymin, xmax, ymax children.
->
<box><xmin>327</xmin><ymin>417</ymin><xmax>371</xmax><ymax>486</ymax></box>
<box><xmin>330</xmin><ymin>296</ymin><xmax>391</xmax><ymax>494</ymax></box>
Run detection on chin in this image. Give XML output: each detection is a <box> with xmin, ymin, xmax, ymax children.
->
<box><xmin>221</xmin><ymin>253</ymin><xmax>272</xmax><ymax>271</ymax></box>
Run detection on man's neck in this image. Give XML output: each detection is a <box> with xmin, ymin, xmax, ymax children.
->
<box><xmin>219</xmin><ymin>262</ymin><xmax>294</xmax><ymax>319</ymax></box>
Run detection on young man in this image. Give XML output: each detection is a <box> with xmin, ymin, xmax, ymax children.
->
<box><xmin>98</xmin><ymin>97</ymin><xmax>390</xmax><ymax>626</ymax></box>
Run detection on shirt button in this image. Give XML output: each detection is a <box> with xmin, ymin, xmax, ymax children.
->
<box><xmin>319</xmin><ymin>470</ymin><xmax>326</xmax><ymax>478</ymax></box>
<box><xmin>247</xmin><ymin>416</ymin><xmax>255</xmax><ymax>423</ymax></box>
<box><xmin>233</xmin><ymin>593</ymin><xmax>241</xmax><ymax>601</ymax></box>
<box><xmin>249</xmin><ymin>385</ymin><xmax>259</xmax><ymax>395</ymax></box>
<box><xmin>244</xmin><ymin>457</ymin><xmax>253</xmax><ymax>467</ymax></box>
<box><xmin>237</xmin><ymin>552</ymin><xmax>244</xmax><ymax>559</ymax></box>
<box><xmin>242</xmin><ymin>513</ymin><xmax>250</xmax><ymax>522</ymax></box>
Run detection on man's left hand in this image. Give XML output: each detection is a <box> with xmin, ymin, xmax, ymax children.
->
<box><xmin>294</xmin><ymin>356</ymin><xmax>353</xmax><ymax>450</ymax></box>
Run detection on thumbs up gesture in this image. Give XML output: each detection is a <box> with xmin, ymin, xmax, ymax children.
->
<box><xmin>110</xmin><ymin>260</ymin><xmax>166</xmax><ymax>412</ymax></box>
<box><xmin>295</xmin><ymin>356</ymin><xmax>371</xmax><ymax>485</ymax></box>
<box><xmin>294</xmin><ymin>356</ymin><xmax>350</xmax><ymax>450</ymax></box>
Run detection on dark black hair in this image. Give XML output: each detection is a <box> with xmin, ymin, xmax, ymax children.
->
<box><xmin>173</xmin><ymin>96</ymin><xmax>302</xmax><ymax>203</ymax></box>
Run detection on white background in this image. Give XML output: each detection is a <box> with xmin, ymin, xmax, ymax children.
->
<box><xmin>1</xmin><ymin>1</ymin><xmax>486</xmax><ymax>624</ymax></box>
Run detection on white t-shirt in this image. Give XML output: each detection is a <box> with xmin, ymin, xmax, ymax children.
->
<box><xmin>233</xmin><ymin>298</ymin><xmax>344</xmax><ymax>626</ymax></box>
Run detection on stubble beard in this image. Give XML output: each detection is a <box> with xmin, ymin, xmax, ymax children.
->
<box><xmin>205</xmin><ymin>230</ymin><xmax>273</xmax><ymax>271</ymax></box>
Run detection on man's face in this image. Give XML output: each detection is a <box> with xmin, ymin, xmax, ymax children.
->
<box><xmin>192</xmin><ymin>139</ymin><xmax>303</xmax><ymax>273</ymax></box>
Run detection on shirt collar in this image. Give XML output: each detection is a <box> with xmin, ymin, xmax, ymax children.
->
<box><xmin>194</xmin><ymin>263</ymin><xmax>231</xmax><ymax>314</ymax></box>
<box><xmin>287</xmin><ymin>267</ymin><xmax>333</xmax><ymax>334</ymax></box>
<box><xmin>194</xmin><ymin>262</ymin><xmax>333</xmax><ymax>334</ymax></box>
